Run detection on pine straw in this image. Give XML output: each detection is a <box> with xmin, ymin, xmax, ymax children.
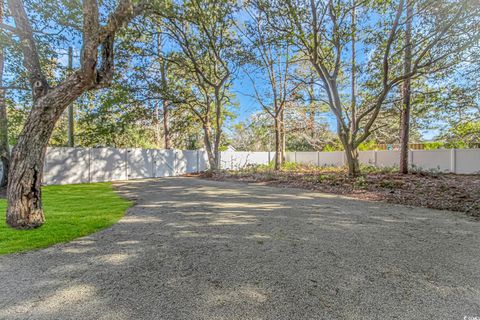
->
<box><xmin>199</xmin><ymin>166</ymin><xmax>480</xmax><ymax>217</ymax></box>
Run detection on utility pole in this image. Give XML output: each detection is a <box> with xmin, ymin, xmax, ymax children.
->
<box><xmin>67</xmin><ymin>47</ymin><xmax>74</xmax><ymax>147</ymax></box>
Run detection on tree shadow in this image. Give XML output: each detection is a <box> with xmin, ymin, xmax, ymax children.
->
<box><xmin>0</xmin><ymin>177</ymin><xmax>479</xmax><ymax>319</ymax></box>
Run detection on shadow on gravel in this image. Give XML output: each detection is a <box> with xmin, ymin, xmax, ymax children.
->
<box><xmin>0</xmin><ymin>177</ymin><xmax>479</xmax><ymax>319</ymax></box>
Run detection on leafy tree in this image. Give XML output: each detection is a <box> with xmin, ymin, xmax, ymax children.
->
<box><xmin>260</xmin><ymin>0</ymin><xmax>480</xmax><ymax>176</ymax></box>
<box><xmin>240</xmin><ymin>3</ymin><xmax>298</xmax><ymax>169</ymax></box>
<box><xmin>157</xmin><ymin>0</ymin><xmax>241</xmax><ymax>169</ymax></box>
<box><xmin>2</xmin><ymin>0</ymin><xmax>149</xmax><ymax>228</ymax></box>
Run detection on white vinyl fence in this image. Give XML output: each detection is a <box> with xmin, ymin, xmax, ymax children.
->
<box><xmin>42</xmin><ymin>147</ymin><xmax>209</xmax><ymax>185</ymax></box>
<box><xmin>26</xmin><ymin>147</ymin><xmax>480</xmax><ymax>185</ymax></box>
<box><xmin>220</xmin><ymin>149</ymin><xmax>480</xmax><ymax>174</ymax></box>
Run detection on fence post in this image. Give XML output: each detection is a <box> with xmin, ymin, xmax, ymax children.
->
<box><xmin>450</xmin><ymin>148</ymin><xmax>456</xmax><ymax>173</ymax></box>
<box><xmin>317</xmin><ymin>151</ymin><xmax>320</xmax><ymax>166</ymax></box>
<box><xmin>408</xmin><ymin>150</ymin><xmax>413</xmax><ymax>169</ymax></box>
<box><xmin>373</xmin><ymin>150</ymin><xmax>377</xmax><ymax>167</ymax></box>
<box><xmin>294</xmin><ymin>151</ymin><xmax>297</xmax><ymax>163</ymax></box>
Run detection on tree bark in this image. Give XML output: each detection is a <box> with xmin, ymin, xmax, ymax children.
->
<box><xmin>399</xmin><ymin>0</ymin><xmax>413</xmax><ymax>174</ymax></box>
<box><xmin>7</xmin><ymin>81</ymin><xmax>83</xmax><ymax>228</ymax></box>
<box><xmin>202</xmin><ymin>123</ymin><xmax>218</xmax><ymax>170</ymax></box>
<box><xmin>344</xmin><ymin>143</ymin><xmax>360</xmax><ymax>177</ymax></box>
<box><xmin>0</xmin><ymin>3</ymin><xmax>9</xmax><ymax>188</ymax></box>
<box><xmin>162</xmin><ymin>100</ymin><xmax>170</xmax><ymax>149</ymax></box>
<box><xmin>67</xmin><ymin>47</ymin><xmax>74</xmax><ymax>147</ymax></box>
<box><xmin>274</xmin><ymin>117</ymin><xmax>282</xmax><ymax>170</ymax></box>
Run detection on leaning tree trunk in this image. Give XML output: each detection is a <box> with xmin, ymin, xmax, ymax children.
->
<box><xmin>6</xmin><ymin>72</ymin><xmax>91</xmax><ymax>228</ymax></box>
<box><xmin>7</xmin><ymin>96</ymin><xmax>67</xmax><ymax>228</ymax></box>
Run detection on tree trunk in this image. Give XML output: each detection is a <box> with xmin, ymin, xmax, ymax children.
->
<box><xmin>67</xmin><ymin>47</ymin><xmax>74</xmax><ymax>147</ymax></box>
<box><xmin>344</xmin><ymin>143</ymin><xmax>360</xmax><ymax>177</ymax></box>
<box><xmin>6</xmin><ymin>69</ymin><xmax>95</xmax><ymax>228</ymax></box>
<box><xmin>214</xmin><ymin>90</ymin><xmax>222</xmax><ymax>171</ymax></box>
<box><xmin>162</xmin><ymin>100</ymin><xmax>171</xmax><ymax>149</ymax></box>
<box><xmin>280</xmin><ymin>108</ymin><xmax>286</xmax><ymax>163</ymax></box>
<box><xmin>0</xmin><ymin>3</ymin><xmax>9</xmax><ymax>188</ymax></box>
<box><xmin>0</xmin><ymin>91</ymin><xmax>9</xmax><ymax>188</ymax></box>
<box><xmin>6</xmin><ymin>96</ymin><xmax>69</xmax><ymax>228</ymax></box>
<box><xmin>399</xmin><ymin>0</ymin><xmax>413</xmax><ymax>174</ymax></box>
<box><xmin>202</xmin><ymin>124</ymin><xmax>218</xmax><ymax>171</ymax></box>
<box><xmin>274</xmin><ymin>117</ymin><xmax>282</xmax><ymax>170</ymax></box>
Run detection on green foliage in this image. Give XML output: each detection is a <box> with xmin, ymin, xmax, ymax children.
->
<box><xmin>0</xmin><ymin>183</ymin><xmax>131</xmax><ymax>255</ymax></box>
<box><xmin>281</xmin><ymin>161</ymin><xmax>302</xmax><ymax>171</ymax></box>
<box><xmin>422</xmin><ymin>142</ymin><xmax>445</xmax><ymax>150</ymax></box>
<box><xmin>442</xmin><ymin>121</ymin><xmax>480</xmax><ymax>149</ymax></box>
<box><xmin>358</xmin><ymin>140</ymin><xmax>377</xmax><ymax>151</ymax></box>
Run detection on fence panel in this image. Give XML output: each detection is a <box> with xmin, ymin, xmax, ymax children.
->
<box><xmin>127</xmin><ymin>148</ymin><xmax>154</xmax><ymax>179</ymax></box>
<box><xmin>411</xmin><ymin>150</ymin><xmax>451</xmax><ymax>172</ymax></box>
<box><xmin>198</xmin><ymin>150</ymin><xmax>209</xmax><ymax>171</ymax></box>
<box><xmin>285</xmin><ymin>152</ymin><xmax>295</xmax><ymax>162</ymax></box>
<box><xmin>152</xmin><ymin>149</ymin><xmax>175</xmax><ymax>177</ymax></box>
<box><xmin>318</xmin><ymin>151</ymin><xmax>344</xmax><ymax>167</ymax></box>
<box><xmin>180</xmin><ymin>150</ymin><xmax>199</xmax><ymax>173</ymax></box>
<box><xmin>174</xmin><ymin>150</ymin><xmax>188</xmax><ymax>174</ymax></box>
<box><xmin>295</xmin><ymin>152</ymin><xmax>318</xmax><ymax>165</ymax></box>
<box><xmin>43</xmin><ymin>147</ymin><xmax>90</xmax><ymax>185</ymax></box>
<box><xmin>221</xmin><ymin>151</ymin><xmax>270</xmax><ymax>169</ymax></box>
<box><xmin>359</xmin><ymin>151</ymin><xmax>376</xmax><ymax>165</ymax></box>
<box><xmin>455</xmin><ymin>149</ymin><xmax>480</xmax><ymax>174</ymax></box>
<box><xmin>376</xmin><ymin>150</ymin><xmax>400</xmax><ymax>167</ymax></box>
<box><xmin>90</xmin><ymin>148</ymin><xmax>128</xmax><ymax>182</ymax></box>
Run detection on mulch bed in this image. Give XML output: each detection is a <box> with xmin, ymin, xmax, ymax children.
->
<box><xmin>199</xmin><ymin>168</ymin><xmax>480</xmax><ymax>217</ymax></box>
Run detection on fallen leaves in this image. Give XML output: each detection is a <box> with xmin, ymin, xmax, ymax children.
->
<box><xmin>200</xmin><ymin>167</ymin><xmax>480</xmax><ymax>217</ymax></box>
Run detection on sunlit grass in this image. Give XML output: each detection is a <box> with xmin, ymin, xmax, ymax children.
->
<box><xmin>0</xmin><ymin>183</ymin><xmax>131</xmax><ymax>255</ymax></box>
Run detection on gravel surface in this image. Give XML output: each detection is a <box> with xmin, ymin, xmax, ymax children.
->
<box><xmin>0</xmin><ymin>177</ymin><xmax>479</xmax><ymax>320</ymax></box>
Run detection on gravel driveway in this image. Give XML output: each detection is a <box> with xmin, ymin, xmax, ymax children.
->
<box><xmin>1</xmin><ymin>177</ymin><xmax>479</xmax><ymax>320</ymax></box>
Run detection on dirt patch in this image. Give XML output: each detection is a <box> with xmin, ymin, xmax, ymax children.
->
<box><xmin>199</xmin><ymin>167</ymin><xmax>480</xmax><ymax>216</ymax></box>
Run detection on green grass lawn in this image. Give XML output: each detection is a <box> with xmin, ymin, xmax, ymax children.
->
<box><xmin>0</xmin><ymin>183</ymin><xmax>131</xmax><ymax>255</ymax></box>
